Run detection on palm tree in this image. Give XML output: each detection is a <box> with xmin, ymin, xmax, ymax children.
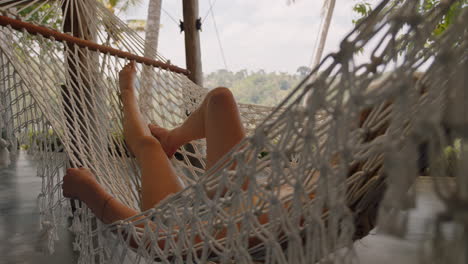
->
<box><xmin>311</xmin><ymin>0</ymin><xmax>336</xmax><ymax>69</ymax></box>
<box><xmin>140</xmin><ymin>0</ymin><xmax>163</xmax><ymax>119</ymax></box>
<box><xmin>98</xmin><ymin>0</ymin><xmax>162</xmax><ymax>53</ymax></box>
<box><xmin>144</xmin><ymin>0</ymin><xmax>162</xmax><ymax>58</ymax></box>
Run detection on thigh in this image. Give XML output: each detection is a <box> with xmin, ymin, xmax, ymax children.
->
<box><xmin>204</xmin><ymin>88</ymin><xmax>246</xmax><ymax>170</ymax></box>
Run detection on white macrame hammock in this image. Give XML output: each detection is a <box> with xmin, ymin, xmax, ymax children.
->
<box><xmin>0</xmin><ymin>0</ymin><xmax>467</xmax><ymax>263</ymax></box>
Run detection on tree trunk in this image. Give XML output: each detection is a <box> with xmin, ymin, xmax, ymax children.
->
<box><xmin>144</xmin><ymin>0</ymin><xmax>162</xmax><ymax>58</ymax></box>
<box><xmin>303</xmin><ymin>0</ymin><xmax>336</xmax><ymax>107</ymax></box>
<box><xmin>312</xmin><ymin>0</ymin><xmax>336</xmax><ymax>69</ymax></box>
<box><xmin>139</xmin><ymin>0</ymin><xmax>162</xmax><ymax>119</ymax></box>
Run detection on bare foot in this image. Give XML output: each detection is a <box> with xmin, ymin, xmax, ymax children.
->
<box><xmin>119</xmin><ymin>61</ymin><xmax>137</xmax><ymax>106</ymax></box>
<box><xmin>119</xmin><ymin>61</ymin><xmax>140</xmax><ymax>155</ymax></box>
<box><xmin>148</xmin><ymin>124</ymin><xmax>179</xmax><ymax>158</ymax></box>
<box><xmin>62</xmin><ymin>167</ymin><xmax>99</xmax><ymax>201</ymax></box>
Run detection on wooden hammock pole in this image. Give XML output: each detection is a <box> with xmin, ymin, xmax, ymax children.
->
<box><xmin>0</xmin><ymin>15</ymin><xmax>189</xmax><ymax>75</ymax></box>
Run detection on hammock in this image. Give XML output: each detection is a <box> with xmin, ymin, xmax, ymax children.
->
<box><xmin>0</xmin><ymin>0</ymin><xmax>466</xmax><ymax>263</ymax></box>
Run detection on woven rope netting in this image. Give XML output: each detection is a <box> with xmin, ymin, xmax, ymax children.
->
<box><xmin>0</xmin><ymin>0</ymin><xmax>467</xmax><ymax>263</ymax></box>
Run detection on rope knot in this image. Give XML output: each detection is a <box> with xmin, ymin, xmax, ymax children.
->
<box><xmin>0</xmin><ymin>138</ymin><xmax>11</xmax><ymax>169</ymax></box>
<box><xmin>0</xmin><ymin>138</ymin><xmax>8</xmax><ymax>148</ymax></box>
<box><xmin>36</xmin><ymin>220</ymin><xmax>57</xmax><ymax>254</ymax></box>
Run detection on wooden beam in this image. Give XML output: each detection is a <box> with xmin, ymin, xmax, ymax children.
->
<box><xmin>182</xmin><ymin>0</ymin><xmax>203</xmax><ymax>85</ymax></box>
<box><xmin>0</xmin><ymin>15</ymin><xmax>189</xmax><ymax>75</ymax></box>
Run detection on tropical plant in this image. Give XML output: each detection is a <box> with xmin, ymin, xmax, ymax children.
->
<box><xmin>352</xmin><ymin>1</ymin><xmax>373</xmax><ymax>25</ymax></box>
<box><xmin>353</xmin><ymin>0</ymin><xmax>468</xmax><ymax>36</ymax></box>
<box><xmin>98</xmin><ymin>0</ymin><xmax>143</xmax><ymax>14</ymax></box>
<box><xmin>18</xmin><ymin>3</ymin><xmax>62</xmax><ymax>29</ymax></box>
<box><xmin>353</xmin><ymin>0</ymin><xmax>467</xmax><ymax>58</ymax></box>
<box><xmin>96</xmin><ymin>0</ymin><xmax>145</xmax><ymax>47</ymax></box>
<box><xmin>144</xmin><ymin>0</ymin><xmax>162</xmax><ymax>53</ymax></box>
<box><xmin>431</xmin><ymin>139</ymin><xmax>463</xmax><ymax>177</ymax></box>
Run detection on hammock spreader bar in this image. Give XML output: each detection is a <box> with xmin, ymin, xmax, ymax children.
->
<box><xmin>0</xmin><ymin>15</ymin><xmax>190</xmax><ymax>75</ymax></box>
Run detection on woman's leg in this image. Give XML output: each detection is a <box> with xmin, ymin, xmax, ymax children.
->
<box><xmin>150</xmin><ymin>87</ymin><xmax>246</xmax><ymax>170</ymax></box>
<box><xmin>203</xmin><ymin>88</ymin><xmax>246</xmax><ymax>169</ymax></box>
<box><xmin>120</xmin><ymin>62</ymin><xmax>183</xmax><ymax>211</ymax></box>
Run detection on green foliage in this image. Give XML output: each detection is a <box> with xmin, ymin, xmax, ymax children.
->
<box><xmin>12</xmin><ymin>3</ymin><xmax>63</xmax><ymax>61</ymax></box>
<box><xmin>18</xmin><ymin>4</ymin><xmax>62</xmax><ymax>30</ymax></box>
<box><xmin>430</xmin><ymin>138</ymin><xmax>463</xmax><ymax>177</ymax></box>
<box><xmin>352</xmin><ymin>0</ymin><xmax>468</xmax><ymax>36</ymax></box>
<box><xmin>296</xmin><ymin>66</ymin><xmax>311</xmax><ymax>77</ymax></box>
<box><xmin>97</xmin><ymin>0</ymin><xmax>143</xmax><ymax>13</ymax></box>
<box><xmin>205</xmin><ymin>68</ymin><xmax>310</xmax><ymax>106</ymax></box>
<box><xmin>352</xmin><ymin>1</ymin><xmax>373</xmax><ymax>25</ymax></box>
<box><xmin>427</xmin><ymin>0</ymin><xmax>468</xmax><ymax>36</ymax></box>
<box><xmin>23</xmin><ymin>129</ymin><xmax>63</xmax><ymax>152</ymax></box>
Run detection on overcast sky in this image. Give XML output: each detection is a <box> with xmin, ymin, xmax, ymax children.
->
<box><xmin>121</xmin><ymin>0</ymin><xmax>360</xmax><ymax>74</ymax></box>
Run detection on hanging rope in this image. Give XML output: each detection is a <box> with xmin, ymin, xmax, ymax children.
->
<box><xmin>202</xmin><ymin>0</ymin><xmax>218</xmax><ymax>23</ymax></box>
<box><xmin>162</xmin><ymin>6</ymin><xmax>180</xmax><ymax>27</ymax></box>
<box><xmin>207</xmin><ymin>0</ymin><xmax>228</xmax><ymax>70</ymax></box>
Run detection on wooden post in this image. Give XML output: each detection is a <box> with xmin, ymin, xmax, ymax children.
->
<box><xmin>182</xmin><ymin>0</ymin><xmax>203</xmax><ymax>86</ymax></box>
<box><xmin>180</xmin><ymin>0</ymin><xmax>204</xmax><ymax>170</ymax></box>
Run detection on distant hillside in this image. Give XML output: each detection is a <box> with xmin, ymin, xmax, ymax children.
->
<box><xmin>204</xmin><ymin>67</ymin><xmax>310</xmax><ymax>106</ymax></box>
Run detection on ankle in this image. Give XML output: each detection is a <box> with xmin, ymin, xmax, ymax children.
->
<box><xmin>169</xmin><ymin>127</ymin><xmax>185</xmax><ymax>149</ymax></box>
<box><xmin>121</xmin><ymin>91</ymin><xmax>138</xmax><ymax>106</ymax></box>
<box><xmin>120</xmin><ymin>88</ymin><xmax>135</xmax><ymax>97</ymax></box>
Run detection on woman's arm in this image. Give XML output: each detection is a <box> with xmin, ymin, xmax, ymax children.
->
<box><xmin>62</xmin><ymin>168</ymin><xmax>138</xmax><ymax>224</ymax></box>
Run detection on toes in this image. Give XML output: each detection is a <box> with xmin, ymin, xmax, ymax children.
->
<box><xmin>148</xmin><ymin>124</ymin><xmax>156</xmax><ymax>133</ymax></box>
<box><xmin>148</xmin><ymin>124</ymin><xmax>163</xmax><ymax>135</ymax></box>
<box><xmin>66</xmin><ymin>168</ymin><xmax>77</xmax><ymax>174</ymax></box>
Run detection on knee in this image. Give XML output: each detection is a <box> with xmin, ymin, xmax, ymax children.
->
<box><xmin>134</xmin><ymin>136</ymin><xmax>163</xmax><ymax>155</ymax></box>
<box><xmin>207</xmin><ymin>87</ymin><xmax>235</xmax><ymax>106</ymax></box>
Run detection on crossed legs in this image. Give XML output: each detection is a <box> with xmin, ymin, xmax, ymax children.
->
<box><xmin>150</xmin><ymin>87</ymin><xmax>246</xmax><ymax>169</ymax></box>
<box><xmin>120</xmin><ymin>63</ymin><xmax>245</xmax><ymax>211</ymax></box>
